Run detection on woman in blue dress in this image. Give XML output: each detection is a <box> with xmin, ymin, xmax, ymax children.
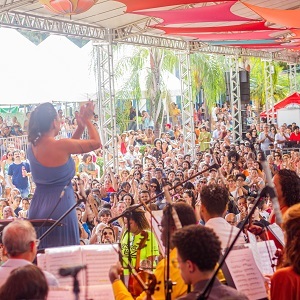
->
<box><xmin>27</xmin><ymin>102</ymin><xmax>101</xmax><ymax>249</ymax></box>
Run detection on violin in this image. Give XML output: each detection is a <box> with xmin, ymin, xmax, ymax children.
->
<box><xmin>128</xmin><ymin>231</ymin><xmax>157</xmax><ymax>299</ymax></box>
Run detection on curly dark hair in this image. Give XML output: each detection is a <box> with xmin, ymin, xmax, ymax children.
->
<box><xmin>227</xmin><ymin>150</ymin><xmax>240</xmax><ymax>162</ymax></box>
<box><xmin>200</xmin><ymin>184</ymin><xmax>229</xmax><ymax>216</ymax></box>
<box><xmin>282</xmin><ymin>203</ymin><xmax>300</xmax><ymax>274</ymax></box>
<box><xmin>130</xmin><ymin>209</ymin><xmax>150</xmax><ymax>231</ymax></box>
<box><xmin>172</xmin><ymin>225</ymin><xmax>221</xmax><ymax>272</ymax></box>
<box><xmin>277</xmin><ymin>169</ymin><xmax>300</xmax><ymax>207</ymax></box>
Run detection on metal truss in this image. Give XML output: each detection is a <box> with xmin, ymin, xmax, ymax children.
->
<box><xmin>1</xmin><ymin>10</ymin><xmax>300</xmax><ymax>63</ymax></box>
<box><xmin>289</xmin><ymin>64</ymin><xmax>297</xmax><ymax>94</ymax></box>
<box><xmin>264</xmin><ymin>61</ymin><xmax>275</xmax><ymax>124</ymax></box>
<box><xmin>0</xmin><ymin>0</ymin><xmax>33</xmax><ymax>12</ymax></box>
<box><xmin>116</xmin><ymin>33</ymin><xmax>189</xmax><ymax>51</ymax></box>
<box><xmin>178</xmin><ymin>52</ymin><xmax>195</xmax><ymax>156</ymax></box>
<box><xmin>227</xmin><ymin>56</ymin><xmax>242</xmax><ymax>142</ymax></box>
<box><xmin>95</xmin><ymin>32</ymin><xmax>119</xmax><ymax>174</ymax></box>
<box><xmin>0</xmin><ymin>11</ymin><xmax>107</xmax><ymax>40</ymax></box>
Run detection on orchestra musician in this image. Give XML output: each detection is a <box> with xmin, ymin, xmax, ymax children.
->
<box><xmin>270</xmin><ymin>203</ymin><xmax>300</xmax><ymax>299</ymax></box>
<box><xmin>120</xmin><ymin>208</ymin><xmax>160</xmax><ymax>276</ymax></box>
<box><xmin>109</xmin><ymin>202</ymin><xmax>197</xmax><ymax>300</ymax></box>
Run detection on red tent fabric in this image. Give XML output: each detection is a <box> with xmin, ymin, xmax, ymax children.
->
<box><xmin>118</xmin><ymin>0</ymin><xmax>235</xmax><ymax>13</ymax></box>
<box><xmin>260</xmin><ymin>92</ymin><xmax>300</xmax><ymax>117</ymax></box>
<box><xmin>133</xmin><ymin>1</ymin><xmax>256</xmax><ymax>26</ymax></box>
<box><xmin>153</xmin><ymin>21</ymin><xmax>278</xmax><ymax>34</ymax></box>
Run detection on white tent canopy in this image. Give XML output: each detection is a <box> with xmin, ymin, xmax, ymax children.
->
<box><xmin>0</xmin><ymin>28</ymin><xmax>97</xmax><ymax>105</ymax></box>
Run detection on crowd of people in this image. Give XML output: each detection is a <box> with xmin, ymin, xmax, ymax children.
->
<box><xmin>0</xmin><ymin>101</ymin><xmax>299</xmax><ymax>299</ymax></box>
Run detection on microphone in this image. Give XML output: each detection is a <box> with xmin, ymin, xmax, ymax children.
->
<box><xmin>59</xmin><ymin>264</ymin><xmax>87</xmax><ymax>277</ymax></box>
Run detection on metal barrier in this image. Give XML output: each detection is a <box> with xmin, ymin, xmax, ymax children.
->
<box><xmin>0</xmin><ymin>129</ymin><xmax>90</xmax><ymax>158</ymax></box>
<box><xmin>0</xmin><ymin>135</ymin><xmax>29</xmax><ymax>157</ymax></box>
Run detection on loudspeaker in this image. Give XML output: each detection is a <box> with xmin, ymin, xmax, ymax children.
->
<box><xmin>225</xmin><ymin>71</ymin><xmax>250</xmax><ymax>106</ymax></box>
<box><xmin>239</xmin><ymin>71</ymin><xmax>250</xmax><ymax>106</ymax></box>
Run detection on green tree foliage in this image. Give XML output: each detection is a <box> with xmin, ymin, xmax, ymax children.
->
<box><xmin>190</xmin><ymin>53</ymin><xmax>226</xmax><ymax>111</ymax></box>
<box><xmin>249</xmin><ymin>57</ymin><xmax>289</xmax><ymax>111</ymax></box>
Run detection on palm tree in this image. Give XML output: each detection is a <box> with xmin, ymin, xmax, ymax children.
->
<box><xmin>250</xmin><ymin>57</ymin><xmax>289</xmax><ymax>117</ymax></box>
<box><xmin>114</xmin><ymin>45</ymin><xmax>178</xmax><ymax>136</ymax></box>
<box><xmin>190</xmin><ymin>53</ymin><xmax>227</xmax><ymax>112</ymax></box>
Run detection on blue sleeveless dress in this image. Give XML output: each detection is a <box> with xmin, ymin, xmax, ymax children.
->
<box><xmin>27</xmin><ymin>145</ymin><xmax>80</xmax><ymax>249</ymax></box>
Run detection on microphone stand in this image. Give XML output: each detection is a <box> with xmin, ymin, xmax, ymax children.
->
<box><xmin>165</xmin><ymin>204</ymin><xmax>173</xmax><ymax>300</ymax></box>
<box><xmin>196</xmin><ymin>186</ymin><xmax>269</xmax><ymax>300</ymax></box>
<box><xmin>39</xmin><ymin>201</ymin><xmax>79</xmax><ymax>242</ymax></box>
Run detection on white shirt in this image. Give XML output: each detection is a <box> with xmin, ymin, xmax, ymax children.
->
<box><xmin>205</xmin><ymin>217</ymin><xmax>245</xmax><ymax>249</ymax></box>
<box><xmin>275</xmin><ymin>132</ymin><xmax>290</xmax><ymax>149</ymax></box>
<box><xmin>0</xmin><ymin>258</ymin><xmax>58</xmax><ymax>287</ymax></box>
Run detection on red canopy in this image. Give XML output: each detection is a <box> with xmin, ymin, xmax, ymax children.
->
<box><xmin>260</xmin><ymin>92</ymin><xmax>300</xmax><ymax>117</ymax></box>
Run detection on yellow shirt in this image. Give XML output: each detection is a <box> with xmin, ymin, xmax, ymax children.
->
<box><xmin>121</xmin><ymin>230</ymin><xmax>160</xmax><ymax>275</ymax></box>
<box><xmin>112</xmin><ymin>248</ymin><xmax>188</xmax><ymax>300</ymax></box>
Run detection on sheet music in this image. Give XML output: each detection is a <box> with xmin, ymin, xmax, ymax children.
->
<box><xmin>246</xmin><ymin>232</ymin><xmax>276</xmax><ymax>275</ymax></box>
<box><xmin>226</xmin><ymin>247</ymin><xmax>267</xmax><ymax>300</ymax></box>
<box><xmin>38</xmin><ymin>244</ymin><xmax>118</xmax><ymax>290</ymax></box>
<box><xmin>44</xmin><ymin>246</ymin><xmax>84</xmax><ymax>287</ymax></box>
<box><xmin>81</xmin><ymin>244</ymin><xmax>119</xmax><ymax>285</ymax></box>
<box><xmin>257</xmin><ymin>240</ymin><xmax>277</xmax><ymax>275</ymax></box>
<box><xmin>268</xmin><ymin>223</ymin><xmax>285</xmax><ymax>246</ymax></box>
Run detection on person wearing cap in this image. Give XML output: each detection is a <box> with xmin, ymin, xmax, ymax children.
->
<box><xmin>164</xmin><ymin>123</ymin><xmax>174</xmax><ymax>138</ymax></box>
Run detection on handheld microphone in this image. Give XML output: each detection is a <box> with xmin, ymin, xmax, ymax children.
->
<box><xmin>59</xmin><ymin>264</ymin><xmax>87</xmax><ymax>277</ymax></box>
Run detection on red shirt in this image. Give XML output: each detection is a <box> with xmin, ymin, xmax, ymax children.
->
<box><xmin>290</xmin><ymin>132</ymin><xmax>300</xmax><ymax>141</ymax></box>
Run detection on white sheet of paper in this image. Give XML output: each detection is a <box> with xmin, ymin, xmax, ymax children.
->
<box><xmin>246</xmin><ymin>232</ymin><xmax>276</xmax><ymax>276</ymax></box>
<box><xmin>226</xmin><ymin>247</ymin><xmax>267</xmax><ymax>300</ymax></box>
<box><xmin>81</xmin><ymin>244</ymin><xmax>119</xmax><ymax>285</ymax></box>
<box><xmin>44</xmin><ymin>245</ymin><xmax>84</xmax><ymax>287</ymax></box>
<box><xmin>268</xmin><ymin>223</ymin><xmax>285</xmax><ymax>246</ymax></box>
<box><xmin>48</xmin><ymin>284</ymin><xmax>114</xmax><ymax>300</ymax></box>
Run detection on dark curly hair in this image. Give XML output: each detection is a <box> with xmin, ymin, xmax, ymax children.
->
<box><xmin>130</xmin><ymin>209</ymin><xmax>150</xmax><ymax>231</ymax></box>
<box><xmin>200</xmin><ymin>184</ymin><xmax>229</xmax><ymax>216</ymax></box>
<box><xmin>277</xmin><ymin>169</ymin><xmax>300</xmax><ymax>207</ymax></box>
<box><xmin>172</xmin><ymin>224</ymin><xmax>221</xmax><ymax>271</ymax></box>
<box><xmin>28</xmin><ymin>103</ymin><xmax>58</xmax><ymax>145</ymax></box>
<box><xmin>282</xmin><ymin>203</ymin><xmax>300</xmax><ymax>274</ymax></box>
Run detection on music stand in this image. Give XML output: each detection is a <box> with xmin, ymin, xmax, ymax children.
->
<box><xmin>0</xmin><ymin>219</ymin><xmax>61</xmax><ymax>232</ymax></box>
